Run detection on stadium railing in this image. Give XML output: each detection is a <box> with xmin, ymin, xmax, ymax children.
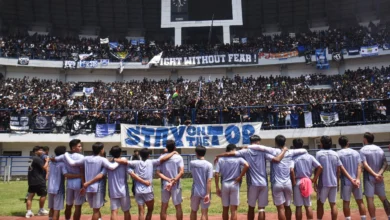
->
<box><xmin>0</xmin><ymin>99</ymin><xmax>388</xmax><ymax>134</ymax></box>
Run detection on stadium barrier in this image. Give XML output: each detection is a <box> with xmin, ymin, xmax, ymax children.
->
<box><xmin>0</xmin><ymin>147</ymin><xmax>389</xmax><ymax>179</ymax></box>
<box><xmin>0</xmin><ymin>99</ymin><xmax>388</xmax><ymax>134</ymax></box>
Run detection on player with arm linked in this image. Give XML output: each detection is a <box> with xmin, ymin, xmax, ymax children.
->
<box><xmin>50</xmin><ymin>139</ymin><xmax>85</xmax><ymax>220</ymax></box>
<box><xmin>47</xmin><ymin>146</ymin><xmax>82</xmax><ymax>220</ymax></box>
<box><xmin>189</xmin><ymin>146</ymin><xmax>214</xmax><ymax>220</ymax></box>
<box><xmin>360</xmin><ymin>132</ymin><xmax>390</xmax><ymax>220</ymax></box>
<box><xmin>114</xmin><ymin>148</ymin><xmax>178</xmax><ymax>220</ymax></box>
<box><xmin>215</xmin><ymin>135</ymin><xmax>288</xmax><ymax>220</ymax></box>
<box><xmin>337</xmin><ymin>136</ymin><xmax>367</xmax><ymax>220</ymax></box>
<box><xmin>215</xmin><ymin>144</ymin><xmax>249</xmax><ymax>220</ymax></box>
<box><xmin>156</xmin><ymin>140</ymin><xmax>185</xmax><ymax>220</ymax></box>
<box><xmin>247</xmin><ymin>135</ymin><xmax>308</xmax><ymax>220</ymax></box>
<box><xmin>59</xmin><ymin>142</ymin><xmax>119</xmax><ymax>220</ymax></box>
<box><xmin>289</xmin><ymin>138</ymin><xmax>322</xmax><ymax>220</ymax></box>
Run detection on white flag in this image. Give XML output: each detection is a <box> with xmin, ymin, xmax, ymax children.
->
<box><xmin>119</xmin><ymin>60</ymin><xmax>124</xmax><ymax>74</ymax></box>
<box><xmin>304</xmin><ymin>112</ymin><xmax>313</xmax><ymax>128</ymax></box>
<box><xmin>79</xmin><ymin>52</ymin><xmax>93</xmax><ymax>61</ymax></box>
<box><xmin>100</xmin><ymin>38</ymin><xmax>109</xmax><ymax>44</ymax></box>
<box><xmin>148</xmin><ymin>52</ymin><xmax>163</xmax><ymax>66</ymax></box>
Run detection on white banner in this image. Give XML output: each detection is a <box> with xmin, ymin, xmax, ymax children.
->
<box><xmin>304</xmin><ymin>112</ymin><xmax>313</xmax><ymax>128</ymax></box>
<box><xmin>360</xmin><ymin>45</ymin><xmax>379</xmax><ymax>57</ymax></box>
<box><xmin>121</xmin><ymin>122</ymin><xmax>262</xmax><ymax>148</ymax></box>
<box><xmin>63</xmin><ymin>60</ymin><xmax>77</xmax><ymax>69</ymax></box>
<box><xmin>79</xmin><ymin>53</ymin><xmax>93</xmax><ymax>61</ymax></box>
<box><xmin>100</xmin><ymin>38</ymin><xmax>109</xmax><ymax>44</ymax></box>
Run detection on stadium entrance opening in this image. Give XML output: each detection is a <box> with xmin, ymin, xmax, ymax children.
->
<box><xmin>182</xmin><ymin>27</ymin><xmax>223</xmax><ymax>45</ymax></box>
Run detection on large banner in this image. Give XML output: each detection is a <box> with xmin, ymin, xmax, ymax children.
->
<box><xmin>158</xmin><ymin>54</ymin><xmax>258</xmax><ymax>67</ymax></box>
<box><xmin>33</xmin><ymin>116</ymin><xmax>53</xmax><ymax>130</ymax></box>
<box><xmin>258</xmin><ymin>51</ymin><xmax>299</xmax><ymax>59</ymax></box>
<box><xmin>360</xmin><ymin>45</ymin><xmax>379</xmax><ymax>57</ymax></box>
<box><xmin>320</xmin><ymin>112</ymin><xmax>339</xmax><ymax>126</ymax></box>
<box><xmin>121</xmin><ymin>122</ymin><xmax>262</xmax><ymax>148</ymax></box>
<box><xmin>10</xmin><ymin>115</ymin><xmax>30</xmax><ymax>132</ymax></box>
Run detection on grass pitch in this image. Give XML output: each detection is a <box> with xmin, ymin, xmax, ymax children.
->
<box><xmin>1</xmin><ymin>173</ymin><xmax>390</xmax><ymax>216</ymax></box>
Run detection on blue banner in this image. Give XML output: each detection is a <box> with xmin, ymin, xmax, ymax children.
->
<box><xmin>290</xmin><ymin>113</ymin><xmax>299</xmax><ymax>128</ymax></box>
<box><xmin>96</xmin><ymin>124</ymin><xmax>116</xmax><ymax>137</ymax></box>
<box><xmin>384</xmin><ymin>43</ymin><xmax>390</xmax><ymax>50</ymax></box>
<box><xmin>80</xmin><ymin>61</ymin><xmax>98</xmax><ymax>68</ymax></box>
<box><xmin>121</xmin><ymin>123</ymin><xmax>262</xmax><ymax>148</ymax></box>
<box><xmin>139</xmin><ymin>39</ymin><xmax>145</xmax><ymax>45</ymax></box>
<box><xmin>347</xmin><ymin>47</ymin><xmax>360</xmax><ymax>56</ymax></box>
<box><xmin>131</xmin><ymin>40</ymin><xmax>138</xmax><ymax>46</ymax></box>
<box><xmin>315</xmin><ymin>49</ymin><xmax>329</xmax><ymax>69</ymax></box>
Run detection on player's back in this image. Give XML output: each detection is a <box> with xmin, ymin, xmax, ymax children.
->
<box><xmin>235</xmin><ymin>149</ymin><xmax>269</xmax><ymax>186</ymax></box>
<box><xmin>190</xmin><ymin>159</ymin><xmax>213</xmax><ymax>197</ymax></box>
<box><xmin>293</xmin><ymin>153</ymin><xmax>319</xmax><ymax>179</ymax></box>
<box><xmin>316</xmin><ymin>149</ymin><xmax>341</xmax><ymax>187</ymax></box>
<box><xmin>107</xmin><ymin>158</ymin><xmax>128</xmax><ymax>198</ymax></box>
<box><xmin>216</xmin><ymin>157</ymin><xmax>245</xmax><ymax>182</ymax></box>
<box><xmin>337</xmin><ymin>148</ymin><xmax>361</xmax><ymax>185</ymax></box>
<box><xmin>360</xmin><ymin>144</ymin><xmax>385</xmax><ymax>181</ymax></box>
<box><xmin>48</xmin><ymin>161</ymin><xmax>66</xmax><ymax>194</ymax></box>
<box><xmin>158</xmin><ymin>154</ymin><xmax>184</xmax><ymax>188</ymax></box>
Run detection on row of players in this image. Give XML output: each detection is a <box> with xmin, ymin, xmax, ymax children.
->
<box><xmin>26</xmin><ymin>133</ymin><xmax>389</xmax><ymax>220</ymax></box>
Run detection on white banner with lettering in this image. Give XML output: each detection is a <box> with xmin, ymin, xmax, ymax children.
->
<box><xmin>121</xmin><ymin>122</ymin><xmax>262</xmax><ymax>148</ymax></box>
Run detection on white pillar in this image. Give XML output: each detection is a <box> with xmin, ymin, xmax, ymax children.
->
<box><xmin>175</xmin><ymin>27</ymin><xmax>182</xmax><ymax>46</ymax></box>
<box><xmin>223</xmin><ymin>26</ymin><xmax>231</xmax><ymax>44</ymax></box>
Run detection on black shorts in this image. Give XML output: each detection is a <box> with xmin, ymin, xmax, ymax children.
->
<box><xmin>28</xmin><ymin>185</ymin><xmax>47</xmax><ymax>197</ymax></box>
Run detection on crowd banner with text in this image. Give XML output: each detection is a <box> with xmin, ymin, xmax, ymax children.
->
<box><xmin>158</xmin><ymin>54</ymin><xmax>258</xmax><ymax>67</ymax></box>
<box><xmin>258</xmin><ymin>51</ymin><xmax>299</xmax><ymax>59</ymax></box>
<box><xmin>96</xmin><ymin>124</ymin><xmax>116</xmax><ymax>137</ymax></box>
<box><xmin>121</xmin><ymin>122</ymin><xmax>262</xmax><ymax>148</ymax></box>
<box><xmin>10</xmin><ymin>115</ymin><xmax>30</xmax><ymax>132</ymax></box>
<box><xmin>18</xmin><ymin>56</ymin><xmax>30</xmax><ymax>65</ymax></box>
<box><xmin>33</xmin><ymin>116</ymin><xmax>53</xmax><ymax>130</ymax></box>
<box><xmin>360</xmin><ymin>45</ymin><xmax>379</xmax><ymax>57</ymax></box>
<box><xmin>80</xmin><ymin>60</ymin><xmax>98</xmax><ymax>68</ymax></box>
<box><xmin>63</xmin><ymin>60</ymin><xmax>77</xmax><ymax>69</ymax></box>
<box><xmin>348</xmin><ymin>47</ymin><xmax>360</xmax><ymax>56</ymax></box>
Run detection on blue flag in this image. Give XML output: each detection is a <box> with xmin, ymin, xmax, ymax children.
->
<box><xmin>290</xmin><ymin>113</ymin><xmax>299</xmax><ymax>128</ymax></box>
<box><xmin>96</xmin><ymin>124</ymin><xmax>116</xmax><ymax>137</ymax></box>
<box><xmin>315</xmin><ymin>49</ymin><xmax>329</xmax><ymax>69</ymax></box>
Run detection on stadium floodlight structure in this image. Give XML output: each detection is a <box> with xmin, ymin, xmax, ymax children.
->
<box><xmin>161</xmin><ymin>0</ymin><xmax>243</xmax><ymax>46</ymax></box>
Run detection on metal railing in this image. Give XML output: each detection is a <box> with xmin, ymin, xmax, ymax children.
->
<box><xmin>0</xmin><ymin>99</ymin><xmax>389</xmax><ymax>134</ymax></box>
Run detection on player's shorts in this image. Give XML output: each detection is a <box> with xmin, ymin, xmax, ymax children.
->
<box><xmin>66</xmin><ymin>188</ymin><xmax>85</xmax><ymax>206</ymax></box>
<box><xmin>110</xmin><ymin>196</ymin><xmax>131</xmax><ymax>211</ymax></box>
<box><xmin>364</xmin><ymin>180</ymin><xmax>386</xmax><ymax>198</ymax></box>
<box><xmin>221</xmin><ymin>181</ymin><xmax>240</xmax><ymax>207</ymax></box>
<box><xmin>135</xmin><ymin>193</ymin><xmax>154</xmax><ymax>206</ymax></box>
<box><xmin>48</xmin><ymin>193</ymin><xmax>65</xmax><ymax>211</ymax></box>
<box><xmin>247</xmin><ymin>185</ymin><xmax>268</xmax><ymax>208</ymax></box>
<box><xmin>161</xmin><ymin>186</ymin><xmax>182</xmax><ymax>206</ymax></box>
<box><xmin>317</xmin><ymin>186</ymin><xmax>337</xmax><ymax>203</ymax></box>
<box><xmin>293</xmin><ymin>184</ymin><xmax>312</xmax><ymax>207</ymax></box>
<box><xmin>191</xmin><ymin>196</ymin><xmax>211</xmax><ymax>211</ymax></box>
<box><xmin>86</xmin><ymin>192</ymin><xmax>105</xmax><ymax>209</ymax></box>
<box><xmin>341</xmin><ymin>185</ymin><xmax>363</xmax><ymax>201</ymax></box>
<box><xmin>272</xmin><ymin>182</ymin><xmax>292</xmax><ymax>206</ymax></box>
<box><xmin>28</xmin><ymin>185</ymin><xmax>47</xmax><ymax>197</ymax></box>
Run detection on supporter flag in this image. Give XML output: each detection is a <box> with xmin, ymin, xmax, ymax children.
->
<box><xmin>148</xmin><ymin>52</ymin><xmax>163</xmax><ymax>66</ymax></box>
<box><xmin>109</xmin><ymin>42</ymin><xmax>119</xmax><ymax>49</ymax></box>
<box><xmin>315</xmin><ymin>49</ymin><xmax>329</xmax><ymax>69</ymax></box>
<box><xmin>100</xmin><ymin>59</ymin><xmax>109</xmax><ymax>66</ymax></box>
<box><xmin>139</xmin><ymin>39</ymin><xmax>145</xmax><ymax>45</ymax></box>
<box><xmin>18</xmin><ymin>56</ymin><xmax>30</xmax><ymax>65</ymax></box>
<box><xmin>347</xmin><ymin>47</ymin><xmax>360</xmax><ymax>56</ymax></box>
<box><xmin>304</xmin><ymin>52</ymin><xmax>312</xmax><ymax>64</ymax></box>
<box><xmin>33</xmin><ymin>116</ymin><xmax>53</xmax><ymax>131</ymax></box>
<box><xmin>96</xmin><ymin>124</ymin><xmax>116</xmax><ymax>137</ymax></box>
<box><xmin>10</xmin><ymin>115</ymin><xmax>29</xmax><ymax>133</ymax></box>
<box><xmin>131</xmin><ymin>40</ymin><xmax>138</xmax><ymax>46</ymax></box>
<box><xmin>332</xmin><ymin>52</ymin><xmax>343</xmax><ymax>62</ymax></box>
<box><xmin>304</xmin><ymin>112</ymin><xmax>313</xmax><ymax>128</ymax></box>
<box><xmin>70</xmin><ymin>119</ymin><xmax>89</xmax><ymax>136</ymax></box>
<box><xmin>63</xmin><ymin>60</ymin><xmax>77</xmax><ymax>69</ymax></box>
<box><xmin>83</xmin><ymin>87</ymin><xmax>94</xmax><ymax>95</ymax></box>
<box><xmin>79</xmin><ymin>53</ymin><xmax>93</xmax><ymax>61</ymax></box>
<box><xmin>297</xmin><ymin>46</ymin><xmax>306</xmax><ymax>56</ymax></box>
<box><xmin>290</xmin><ymin>113</ymin><xmax>299</xmax><ymax>128</ymax></box>
<box><xmin>100</xmin><ymin>38</ymin><xmax>109</xmax><ymax>44</ymax></box>
<box><xmin>320</xmin><ymin>112</ymin><xmax>339</xmax><ymax>126</ymax></box>
<box><xmin>119</xmin><ymin>60</ymin><xmax>124</xmax><ymax>74</ymax></box>
<box><xmin>360</xmin><ymin>45</ymin><xmax>379</xmax><ymax>57</ymax></box>
<box><xmin>241</xmin><ymin>38</ymin><xmax>248</xmax><ymax>44</ymax></box>
<box><xmin>384</xmin><ymin>43</ymin><xmax>390</xmax><ymax>50</ymax></box>
<box><xmin>233</xmin><ymin>38</ymin><xmax>240</xmax><ymax>44</ymax></box>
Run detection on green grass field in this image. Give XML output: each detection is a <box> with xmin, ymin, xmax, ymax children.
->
<box><xmin>1</xmin><ymin>173</ymin><xmax>390</xmax><ymax>216</ymax></box>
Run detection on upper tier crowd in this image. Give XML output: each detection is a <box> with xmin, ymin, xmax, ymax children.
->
<box><xmin>0</xmin><ymin>65</ymin><xmax>389</xmax><ymax>129</ymax></box>
<box><xmin>0</xmin><ymin>22</ymin><xmax>389</xmax><ymax>61</ymax></box>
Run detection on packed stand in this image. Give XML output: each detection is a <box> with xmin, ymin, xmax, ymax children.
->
<box><xmin>0</xmin><ymin>23</ymin><xmax>389</xmax><ymax>61</ymax></box>
<box><xmin>0</xmin><ymin>66</ymin><xmax>389</xmax><ymax>132</ymax></box>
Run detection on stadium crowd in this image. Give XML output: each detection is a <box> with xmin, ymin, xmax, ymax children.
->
<box><xmin>0</xmin><ymin>22</ymin><xmax>389</xmax><ymax>61</ymax></box>
<box><xmin>26</xmin><ymin>133</ymin><xmax>390</xmax><ymax>220</ymax></box>
<box><xmin>0</xmin><ymin>65</ymin><xmax>389</xmax><ymax>132</ymax></box>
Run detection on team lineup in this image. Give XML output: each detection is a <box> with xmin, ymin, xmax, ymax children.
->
<box><xmin>25</xmin><ymin>132</ymin><xmax>390</xmax><ymax>220</ymax></box>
